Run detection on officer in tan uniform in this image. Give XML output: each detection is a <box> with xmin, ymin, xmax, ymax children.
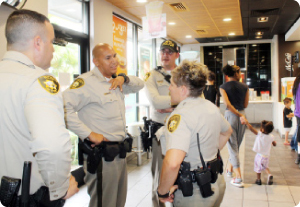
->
<box><xmin>144</xmin><ymin>39</ymin><xmax>179</xmax><ymax>207</ymax></box>
<box><xmin>157</xmin><ymin>60</ymin><xmax>232</xmax><ymax>207</ymax></box>
<box><xmin>63</xmin><ymin>43</ymin><xmax>144</xmax><ymax>207</ymax></box>
<box><xmin>0</xmin><ymin>10</ymin><xmax>78</xmax><ymax>206</ymax></box>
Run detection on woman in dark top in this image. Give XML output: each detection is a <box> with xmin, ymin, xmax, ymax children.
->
<box><xmin>203</xmin><ymin>71</ymin><xmax>220</xmax><ymax>107</ymax></box>
<box><xmin>219</xmin><ymin>64</ymin><xmax>249</xmax><ymax>188</ymax></box>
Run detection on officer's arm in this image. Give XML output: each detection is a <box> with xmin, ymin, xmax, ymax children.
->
<box><xmin>63</xmin><ymin>88</ymin><xmax>93</xmax><ymax>140</ymax></box>
<box><xmin>158</xmin><ymin>149</ymin><xmax>185</xmax><ymax>195</ymax></box>
<box><xmin>24</xmin><ymin>79</ymin><xmax>72</xmax><ymax>201</ymax></box>
<box><xmin>122</xmin><ymin>75</ymin><xmax>144</xmax><ymax>94</ymax></box>
<box><xmin>144</xmin><ymin>72</ymin><xmax>171</xmax><ymax>109</ymax></box>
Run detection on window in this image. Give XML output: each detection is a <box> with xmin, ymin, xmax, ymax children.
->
<box><xmin>48</xmin><ymin>0</ymin><xmax>90</xmax><ymax>167</ymax></box>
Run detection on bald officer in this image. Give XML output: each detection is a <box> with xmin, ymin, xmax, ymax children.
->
<box><xmin>144</xmin><ymin>39</ymin><xmax>179</xmax><ymax>207</ymax></box>
<box><xmin>0</xmin><ymin>10</ymin><xmax>78</xmax><ymax>205</ymax></box>
<box><xmin>63</xmin><ymin>43</ymin><xmax>144</xmax><ymax>207</ymax></box>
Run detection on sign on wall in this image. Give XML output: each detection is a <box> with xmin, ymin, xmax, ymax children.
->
<box><xmin>113</xmin><ymin>15</ymin><xmax>127</xmax><ymax>74</ymax></box>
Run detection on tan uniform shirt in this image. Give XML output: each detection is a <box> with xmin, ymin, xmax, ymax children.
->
<box><xmin>63</xmin><ymin>68</ymin><xmax>144</xmax><ymax>141</ymax></box>
<box><xmin>162</xmin><ymin>97</ymin><xmax>230</xmax><ymax>170</ymax></box>
<box><xmin>0</xmin><ymin>51</ymin><xmax>71</xmax><ymax>200</ymax></box>
<box><xmin>144</xmin><ymin>68</ymin><xmax>171</xmax><ymax>124</ymax></box>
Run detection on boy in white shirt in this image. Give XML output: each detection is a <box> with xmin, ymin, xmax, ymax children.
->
<box><xmin>246</xmin><ymin>120</ymin><xmax>277</xmax><ymax>185</ymax></box>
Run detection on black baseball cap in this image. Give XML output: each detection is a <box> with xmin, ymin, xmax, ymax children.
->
<box><xmin>160</xmin><ymin>40</ymin><xmax>178</xmax><ymax>53</ymax></box>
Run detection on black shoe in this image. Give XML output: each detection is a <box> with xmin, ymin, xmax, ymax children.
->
<box><xmin>267</xmin><ymin>175</ymin><xmax>273</xmax><ymax>185</ymax></box>
<box><xmin>255</xmin><ymin>179</ymin><xmax>262</xmax><ymax>185</ymax></box>
<box><xmin>296</xmin><ymin>154</ymin><xmax>300</xmax><ymax>164</ymax></box>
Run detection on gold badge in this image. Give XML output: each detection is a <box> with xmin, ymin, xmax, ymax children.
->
<box><xmin>38</xmin><ymin>75</ymin><xmax>59</xmax><ymax>94</ymax></box>
<box><xmin>167</xmin><ymin>114</ymin><xmax>181</xmax><ymax>133</ymax></box>
<box><xmin>163</xmin><ymin>40</ymin><xmax>174</xmax><ymax>47</ymax></box>
<box><xmin>70</xmin><ymin>78</ymin><xmax>84</xmax><ymax>89</ymax></box>
<box><xmin>144</xmin><ymin>72</ymin><xmax>151</xmax><ymax>81</ymax></box>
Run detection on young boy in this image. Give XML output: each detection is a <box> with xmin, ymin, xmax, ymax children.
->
<box><xmin>283</xmin><ymin>97</ymin><xmax>294</xmax><ymax>145</ymax></box>
<box><xmin>246</xmin><ymin>121</ymin><xmax>276</xmax><ymax>185</ymax></box>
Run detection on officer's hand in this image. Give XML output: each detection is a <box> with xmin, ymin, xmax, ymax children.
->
<box><xmin>158</xmin><ymin>185</ymin><xmax>178</xmax><ymax>203</ymax></box>
<box><xmin>88</xmin><ymin>132</ymin><xmax>109</xmax><ymax>147</ymax></box>
<box><xmin>109</xmin><ymin>76</ymin><xmax>125</xmax><ymax>91</ymax></box>
<box><xmin>63</xmin><ymin>175</ymin><xmax>79</xmax><ymax>199</ymax></box>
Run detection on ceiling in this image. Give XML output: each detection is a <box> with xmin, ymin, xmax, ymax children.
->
<box><xmin>106</xmin><ymin>0</ymin><xmax>300</xmax><ymax>44</ymax></box>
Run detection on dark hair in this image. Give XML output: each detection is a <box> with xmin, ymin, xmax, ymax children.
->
<box><xmin>5</xmin><ymin>9</ymin><xmax>50</xmax><ymax>45</ymax></box>
<box><xmin>283</xmin><ymin>97</ymin><xmax>292</xmax><ymax>105</ymax></box>
<box><xmin>222</xmin><ymin>64</ymin><xmax>240</xmax><ymax>77</ymax></box>
<box><xmin>208</xmin><ymin>71</ymin><xmax>216</xmax><ymax>82</ymax></box>
<box><xmin>293</xmin><ymin>72</ymin><xmax>300</xmax><ymax>96</ymax></box>
<box><xmin>172</xmin><ymin>60</ymin><xmax>208</xmax><ymax>97</ymax></box>
<box><xmin>261</xmin><ymin>120</ymin><xmax>274</xmax><ymax>134</ymax></box>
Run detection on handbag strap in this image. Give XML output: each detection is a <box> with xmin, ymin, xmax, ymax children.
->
<box><xmin>197</xmin><ymin>133</ymin><xmax>207</xmax><ymax>169</ymax></box>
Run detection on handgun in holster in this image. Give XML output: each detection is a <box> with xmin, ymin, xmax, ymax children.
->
<box><xmin>139</xmin><ymin>117</ymin><xmax>152</xmax><ymax>151</ymax></box>
<box><xmin>119</xmin><ymin>133</ymin><xmax>133</xmax><ymax>158</ymax></box>
<box><xmin>206</xmin><ymin>150</ymin><xmax>223</xmax><ymax>184</ymax></box>
<box><xmin>176</xmin><ymin>161</ymin><xmax>193</xmax><ymax>197</ymax></box>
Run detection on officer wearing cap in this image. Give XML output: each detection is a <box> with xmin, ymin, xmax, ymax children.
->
<box><xmin>0</xmin><ymin>9</ymin><xmax>78</xmax><ymax>205</ymax></box>
<box><xmin>63</xmin><ymin>43</ymin><xmax>144</xmax><ymax>207</ymax></box>
<box><xmin>144</xmin><ymin>39</ymin><xmax>179</xmax><ymax>207</ymax></box>
<box><xmin>157</xmin><ymin>60</ymin><xmax>232</xmax><ymax>207</ymax></box>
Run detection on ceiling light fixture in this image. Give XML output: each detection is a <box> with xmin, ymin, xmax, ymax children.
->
<box><xmin>256</xmin><ymin>31</ymin><xmax>264</xmax><ymax>35</ymax></box>
<box><xmin>256</xmin><ymin>36</ymin><xmax>262</xmax><ymax>39</ymax></box>
<box><xmin>252</xmin><ymin>44</ymin><xmax>257</xmax><ymax>47</ymax></box>
<box><xmin>168</xmin><ymin>22</ymin><xmax>176</xmax><ymax>25</ymax></box>
<box><xmin>223</xmin><ymin>18</ymin><xmax>232</xmax><ymax>22</ymax></box>
<box><xmin>258</xmin><ymin>17</ymin><xmax>268</xmax><ymax>22</ymax></box>
<box><xmin>229</xmin><ymin>33</ymin><xmax>235</xmax><ymax>36</ymax></box>
<box><xmin>186</xmin><ymin>35</ymin><xmax>192</xmax><ymax>38</ymax></box>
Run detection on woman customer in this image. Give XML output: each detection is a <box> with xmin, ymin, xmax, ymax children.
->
<box><xmin>219</xmin><ymin>64</ymin><xmax>249</xmax><ymax>187</ymax></box>
<box><xmin>293</xmin><ymin>73</ymin><xmax>300</xmax><ymax>166</ymax></box>
<box><xmin>157</xmin><ymin>60</ymin><xmax>232</xmax><ymax>207</ymax></box>
<box><xmin>203</xmin><ymin>71</ymin><xmax>220</xmax><ymax>107</ymax></box>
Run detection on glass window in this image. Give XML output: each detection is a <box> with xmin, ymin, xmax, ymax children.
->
<box><xmin>48</xmin><ymin>0</ymin><xmax>87</xmax><ymax>33</ymax></box>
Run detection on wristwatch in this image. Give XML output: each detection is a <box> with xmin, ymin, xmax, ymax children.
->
<box><xmin>118</xmin><ymin>73</ymin><xmax>129</xmax><ymax>83</ymax></box>
<box><xmin>157</xmin><ymin>190</ymin><xmax>170</xmax><ymax>198</ymax></box>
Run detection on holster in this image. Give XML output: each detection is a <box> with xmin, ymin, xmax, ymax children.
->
<box><xmin>0</xmin><ymin>176</ymin><xmax>21</xmax><ymax>206</ymax></box>
<box><xmin>207</xmin><ymin>152</ymin><xmax>223</xmax><ymax>183</ymax></box>
<box><xmin>176</xmin><ymin>161</ymin><xmax>193</xmax><ymax>197</ymax></box>
<box><xmin>193</xmin><ymin>168</ymin><xmax>214</xmax><ymax>198</ymax></box>
<box><xmin>103</xmin><ymin>142</ymin><xmax>120</xmax><ymax>162</ymax></box>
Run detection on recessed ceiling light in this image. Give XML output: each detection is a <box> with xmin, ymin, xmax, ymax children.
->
<box><xmin>229</xmin><ymin>33</ymin><xmax>235</xmax><ymax>36</ymax></box>
<box><xmin>256</xmin><ymin>31</ymin><xmax>264</xmax><ymax>35</ymax></box>
<box><xmin>252</xmin><ymin>44</ymin><xmax>257</xmax><ymax>47</ymax></box>
<box><xmin>186</xmin><ymin>35</ymin><xmax>192</xmax><ymax>38</ymax></box>
<box><xmin>223</xmin><ymin>18</ymin><xmax>232</xmax><ymax>22</ymax></box>
<box><xmin>256</xmin><ymin>36</ymin><xmax>262</xmax><ymax>39</ymax></box>
<box><xmin>258</xmin><ymin>17</ymin><xmax>268</xmax><ymax>22</ymax></box>
<box><xmin>137</xmin><ymin>0</ymin><xmax>147</xmax><ymax>2</ymax></box>
<box><xmin>168</xmin><ymin>22</ymin><xmax>176</xmax><ymax>25</ymax></box>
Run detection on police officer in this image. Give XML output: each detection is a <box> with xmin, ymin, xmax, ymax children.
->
<box><xmin>0</xmin><ymin>9</ymin><xmax>78</xmax><ymax>205</ymax></box>
<box><xmin>63</xmin><ymin>43</ymin><xmax>144</xmax><ymax>207</ymax></box>
<box><xmin>144</xmin><ymin>39</ymin><xmax>179</xmax><ymax>207</ymax></box>
<box><xmin>157</xmin><ymin>60</ymin><xmax>232</xmax><ymax>207</ymax></box>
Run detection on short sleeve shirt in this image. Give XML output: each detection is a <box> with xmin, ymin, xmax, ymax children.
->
<box><xmin>283</xmin><ymin>107</ymin><xmax>293</xmax><ymax>128</ymax></box>
<box><xmin>220</xmin><ymin>81</ymin><xmax>248</xmax><ymax>110</ymax></box>
<box><xmin>253</xmin><ymin>132</ymin><xmax>275</xmax><ymax>156</ymax></box>
<box><xmin>164</xmin><ymin>97</ymin><xmax>230</xmax><ymax>170</ymax></box>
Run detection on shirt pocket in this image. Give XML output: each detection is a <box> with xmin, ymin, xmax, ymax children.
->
<box><xmin>98</xmin><ymin>93</ymin><xmax>121</xmax><ymax>119</ymax></box>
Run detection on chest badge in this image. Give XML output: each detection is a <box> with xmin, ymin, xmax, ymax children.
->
<box><xmin>70</xmin><ymin>78</ymin><xmax>85</xmax><ymax>89</ymax></box>
<box><xmin>38</xmin><ymin>75</ymin><xmax>59</xmax><ymax>94</ymax></box>
<box><xmin>167</xmin><ymin>114</ymin><xmax>181</xmax><ymax>133</ymax></box>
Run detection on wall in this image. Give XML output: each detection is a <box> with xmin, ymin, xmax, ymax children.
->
<box><xmin>0</xmin><ymin>1</ymin><xmax>48</xmax><ymax>58</ymax></box>
<box><xmin>278</xmin><ymin>34</ymin><xmax>300</xmax><ymax>101</ymax></box>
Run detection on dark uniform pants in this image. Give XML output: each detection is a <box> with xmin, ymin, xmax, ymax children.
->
<box><xmin>152</xmin><ymin>138</ymin><xmax>165</xmax><ymax>207</ymax></box>
<box><xmin>173</xmin><ymin>174</ymin><xmax>226</xmax><ymax>207</ymax></box>
<box><xmin>83</xmin><ymin>156</ymin><xmax>127</xmax><ymax>207</ymax></box>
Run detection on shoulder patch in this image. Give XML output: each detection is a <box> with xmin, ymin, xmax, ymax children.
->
<box><xmin>167</xmin><ymin>114</ymin><xmax>181</xmax><ymax>133</ymax></box>
<box><xmin>70</xmin><ymin>78</ymin><xmax>85</xmax><ymax>89</ymax></box>
<box><xmin>144</xmin><ymin>72</ymin><xmax>151</xmax><ymax>81</ymax></box>
<box><xmin>38</xmin><ymin>75</ymin><xmax>59</xmax><ymax>94</ymax></box>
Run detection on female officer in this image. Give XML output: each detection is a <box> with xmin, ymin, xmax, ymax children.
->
<box><xmin>219</xmin><ymin>65</ymin><xmax>249</xmax><ymax>187</ymax></box>
<box><xmin>157</xmin><ymin>60</ymin><xmax>232</xmax><ymax>207</ymax></box>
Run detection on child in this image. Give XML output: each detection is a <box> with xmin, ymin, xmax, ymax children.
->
<box><xmin>246</xmin><ymin>120</ymin><xmax>276</xmax><ymax>185</ymax></box>
<box><xmin>283</xmin><ymin>97</ymin><xmax>294</xmax><ymax>145</ymax></box>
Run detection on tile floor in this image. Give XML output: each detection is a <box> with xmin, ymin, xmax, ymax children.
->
<box><xmin>2</xmin><ymin>128</ymin><xmax>299</xmax><ymax>207</ymax></box>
